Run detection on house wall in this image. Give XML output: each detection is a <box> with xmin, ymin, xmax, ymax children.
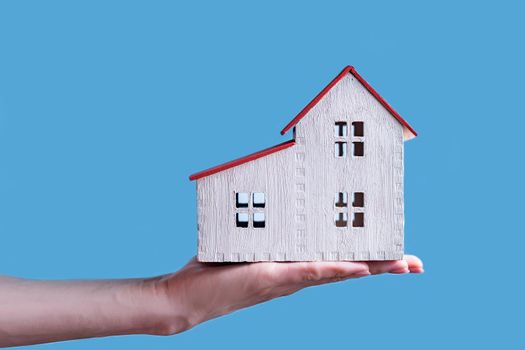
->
<box><xmin>197</xmin><ymin>72</ymin><xmax>404</xmax><ymax>262</ymax></box>
<box><xmin>293</xmin><ymin>73</ymin><xmax>404</xmax><ymax>260</ymax></box>
<box><xmin>196</xmin><ymin>148</ymin><xmax>297</xmax><ymax>262</ymax></box>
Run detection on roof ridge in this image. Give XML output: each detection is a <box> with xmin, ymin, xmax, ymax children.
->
<box><xmin>280</xmin><ymin>66</ymin><xmax>417</xmax><ymax>139</ymax></box>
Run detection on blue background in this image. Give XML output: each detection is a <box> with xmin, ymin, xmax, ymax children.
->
<box><xmin>1</xmin><ymin>1</ymin><xmax>523</xmax><ymax>349</ymax></box>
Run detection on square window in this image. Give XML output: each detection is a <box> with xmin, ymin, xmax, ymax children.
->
<box><xmin>253</xmin><ymin>212</ymin><xmax>265</xmax><ymax>228</ymax></box>
<box><xmin>236</xmin><ymin>213</ymin><xmax>249</xmax><ymax>228</ymax></box>
<box><xmin>335</xmin><ymin>212</ymin><xmax>348</xmax><ymax>227</ymax></box>
<box><xmin>335</xmin><ymin>192</ymin><xmax>348</xmax><ymax>207</ymax></box>
<box><xmin>353</xmin><ymin>212</ymin><xmax>364</xmax><ymax>227</ymax></box>
<box><xmin>335</xmin><ymin>122</ymin><xmax>348</xmax><ymax>137</ymax></box>
<box><xmin>352</xmin><ymin>121</ymin><xmax>364</xmax><ymax>137</ymax></box>
<box><xmin>236</xmin><ymin>192</ymin><xmax>249</xmax><ymax>208</ymax></box>
<box><xmin>335</xmin><ymin>142</ymin><xmax>347</xmax><ymax>157</ymax></box>
<box><xmin>353</xmin><ymin>142</ymin><xmax>364</xmax><ymax>157</ymax></box>
<box><xmin>353</xmin><ymin>192</ymin><xmax>364</xmax><ymax>207</ymax></box>
<box><xmin>253</xmin><ymin>192</ymin><xmax>265</xmax><ymax>208</ymax></box>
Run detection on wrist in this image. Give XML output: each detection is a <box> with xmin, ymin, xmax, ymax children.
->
<box><xmin>136</xmin><ymin>274</ymin><xmax>192</xmax><ymax>336</ymax></box>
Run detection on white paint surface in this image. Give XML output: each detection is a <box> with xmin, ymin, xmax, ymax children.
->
<box><xmin>196</xmin><ymin>73</ymin><xmax>406</xmax><ymax>261</ymax></box>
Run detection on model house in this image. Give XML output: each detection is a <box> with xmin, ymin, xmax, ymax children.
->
<box><xmin>189</xmin><ymin>66</ymin><xmax>417</xmax><ymax>262</ymax></box>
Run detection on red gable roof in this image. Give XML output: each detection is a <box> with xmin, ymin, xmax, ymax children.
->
<box><xmin>189</xmin><ymin>139</ymin><xmax>295</xmax><ymax>181</ymax></box>
<box><xmin>190</xmin><ymin>66</ymin><xmax>416</xmax><ymax>181</ymax></box>
<box><xmin>280</xmin><ymin>66</ymin><xmax>417</xmax><ymax>139</ymax></box>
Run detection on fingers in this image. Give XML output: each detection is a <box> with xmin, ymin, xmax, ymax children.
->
<box><xmin>272</xmin><ymin>255</ymin><xmax>424</xmax><ymax>286</ymax></box>
<box><xmin>404</xmin><ymin>255</ymin><xmax>424</xmax><ymax>273</ymax></box>
<box><xmin>268</xmin><ymin>261</ymin><xmax>371</xmax><ymax>287</ymax></box>
<box><xmin>367</xmin><ymin>255</ymin><xmax>424</xmax><ymax>275</ymax></box>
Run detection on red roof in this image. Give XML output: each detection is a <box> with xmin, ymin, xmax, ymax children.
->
<box><xmin>280</xmin><ymin>66</ymin><xmax>417</xmax><ymax>139</ymax></box>
<box><xmin>189</xmin><ymin>139</ymin><xmax>295</xmax><ymax>181</ymax></box>
<box><xmin>190</xmin><ymin>66</ymin><xmax>417</xmax><ymax>181</ymax></box>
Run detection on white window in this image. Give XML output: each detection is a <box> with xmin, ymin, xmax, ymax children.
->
<box><xmin>335</xmin><ymin>120</ymin><xmax>364</xmax><ymax>157</ymax></box>
<box><xmin>253</xmin><ymin>212</ymin><xmax>265</xmax><ymax>228</ymax></box>
<box><xmin>253</xmin><ymin>192</ymin><xmax>265</xmax><ymax>208</ymax></box>
<box><xmin>353</xmin><ymin>142</ymin><xmax>364</xmax><ymax>157</ymax></box>
<box><xmin>335</xmin><ymin>142</ymin><xmax>347</xmax><ymax>157</ymax></box>
<box><xmin>234</xmin><ymin>192</ymin><xmax>266</xmax><ymax>228</ymax></box>
<box><xmin>335</xmin><ymin>192</ymin><xmax>348</xmax><ymax>207</ymax></box>
<box><xmin>353</xmin><ymin>212</ymin><xmax>364</xmax><ymax>227</ymax></box>
<box><xmin>236</xmin><ymin>212</ymin><xmax>249</xmax><ymax>228</ymax></box>
<box><xmin>353</xmin><ymin>192</ymin><xmax>364</xmax><ymax>207</ymax></box>
<box><xmin>352</xmin><ymin>121</ymin><xmax>364</xmax><ymax>137</ymax></box>
<box><xmin>334</xmin><ymin>192</ymin><xmax>365</xmax><ymax>228</ymax></box>
<box><xmin>335</xmin><ymin>121</ymin><xmax>348</xmax><ymax>137</ymax></box>
<box><xmin>335</xmin><ymin>212</ymin><xmax>348</xmax><ymax>227</ymax></box>
<box><xmin>236</xmin><ymin>192</ymin><xmax>249</xmax><ymax>208</ymax></box>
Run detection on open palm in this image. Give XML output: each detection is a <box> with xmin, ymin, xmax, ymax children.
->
<box><xmin>158</xmin><ymin>255</ymin><xmax>424</xmax><ymax>332</ymax></box>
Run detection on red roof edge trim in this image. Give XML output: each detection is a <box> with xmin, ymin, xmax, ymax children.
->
<box><xmin>189</xmin><ymin>139</ymin><xmax>296</xmax><ymax>181</ymax></box>
<box><xmin>280</xmin><ymin>66</ymin><xmax>352</xmax><ymax>135</ymax></box>
<box><xmin>280</xmin><ymin>66</ymin><xmax>418</xmax><ymax>139</ymax></box>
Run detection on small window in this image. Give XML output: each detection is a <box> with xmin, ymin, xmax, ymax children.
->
<box><xmin>335</xmin><ymin>122</ymin><xmax>348</xmax><ymax>137</ymax></box>
<box><xmin>253</xmin><ymin>212</ymin><xmax>265</xmax><ymax>228</ymax></box>
<box><xmin>353</xmin><ymin>142</ymin><xmax>364</xmax><ymax>157</ymax></box>
<box><xmin>353</xmin><ymin>212</ymin><xmax>364</xmax><ymax>227</ymax></box>
<box><xmin>253</xmin><ymin>192</ymin><xmax>265</xmax><ymax>208</ymax></box>
<box><xmin>335</xmin><ymin>192</ymin><xmax>348</xmax><ymax>207</ymax></box>
<box><xmin>353</xmin><ymin>192</ymin><xmax>364</xmax><ymax>207</ymax></box>
<box><xmin>352</xmin><ymin>121</ymin><xmax>364</xmax><ymax>137</ymax></box>
<box><xmin>335</xmin><ymin>212</ymin><xmax>348</xmax><ymax>227</ymax></box>
<box><xmin>335</xmin><ymin>142</ymin><xmax>347</xmax><ymax>157</ymax></box>
<box><xmin>236</xmin><ymin>213</ymin><xmax>249</xmax><ymax>228</ymax></box>
<box><xmin>236</xmin><ymin>192</ymin><xmax>249</xmax><ymax>208</ymax></box>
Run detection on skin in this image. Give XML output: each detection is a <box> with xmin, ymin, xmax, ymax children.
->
<box><xmin>0</xmin><ymin>255</ymin><xmax>423</xmax><ymax>347</ymax></box>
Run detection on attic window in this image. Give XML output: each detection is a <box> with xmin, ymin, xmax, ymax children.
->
<box><xmin>335</xmin><ymin>192</ymin><xmax>348</xmax><ymax>207</ymax></box>
<box><xmin>335</xmin><ymin>122</ymin><xmax>348</xmax><ymax>137</ymax></box>
<box><xmin>236</xmin><ymin>192</ymin><xmax>249</xmax><ymax>208</ymax></box>
<box><xmin>335</xmin><ymin>142</ymin><xmax>347</xmax><ymax>157</ymax></box>
<box><xmin>352</xmin><ymin>121</ymin><xmax>364</xmax><ymax>137</ymax></box>
<box><xmin>353</xmin><ymin>142</ymin><xmax>364</xmax><ymax>157</ymax></box>
<box><xmin>236</xmin><ymin>213</ymin><xmax>249</xmax><ymax>228</ymax></box>
<box><xmin>335</xmin><ymin>212</ymin><xmax>348</xmax><ymax>227</ymax></box>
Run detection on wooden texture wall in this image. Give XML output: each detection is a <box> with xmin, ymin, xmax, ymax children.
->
<box><xmin>196</xmin><ymin>73</ymin><xmax>404</xmax><ymax>262</ymax></box>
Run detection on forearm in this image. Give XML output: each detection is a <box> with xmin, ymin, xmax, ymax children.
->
<box><xmin>0</xmin><ymin>275</ymin><xmax>185</xmax><ymax>347</ymax></box>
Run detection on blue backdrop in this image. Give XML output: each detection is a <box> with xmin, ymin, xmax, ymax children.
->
<box><xmin>1</xmin><ymin>1</ymin><xmax>523</xmax><ymax>349</ymax></box>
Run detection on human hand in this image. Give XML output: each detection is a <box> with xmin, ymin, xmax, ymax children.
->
<box><xmin>0</xmin><ymin>255</ymin><xmax>422</xmax><ymax>346</ymax></box>
<box><xmin>152</xmin><ymin>255</ymin><xmax>424</xmax><ymax>334</ymax></box>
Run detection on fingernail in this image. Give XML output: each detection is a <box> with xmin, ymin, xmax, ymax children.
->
<box><xmin>354</xmin><ymin>271</ymin><xmax>371</xmax><ymax>277</ymax></box>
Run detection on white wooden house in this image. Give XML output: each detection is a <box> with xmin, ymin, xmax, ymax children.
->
<box><xmin>189</xmin><ymin>66</ymin><xmax>417</xmax><ymax>262</ymax></box>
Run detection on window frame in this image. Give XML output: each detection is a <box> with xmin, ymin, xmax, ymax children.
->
<box><xmin>234</xmin><ymin>191</ymin><xmax>266</xmax><ymax>229</ymax></box>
